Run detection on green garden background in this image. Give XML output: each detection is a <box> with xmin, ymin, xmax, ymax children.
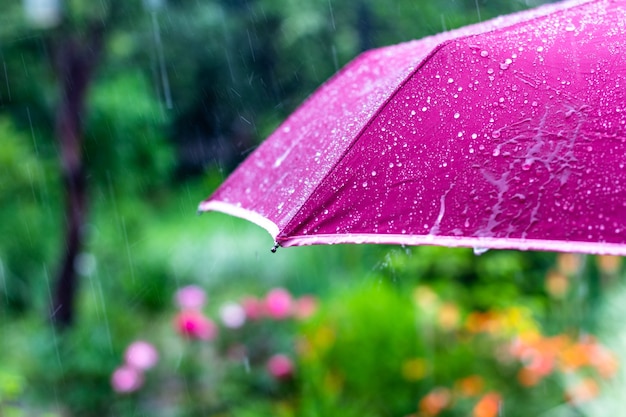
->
<box><xmin>1</xmin><ymin>1</ymin><xmax>625</xmax><ymax>416</ymax></box>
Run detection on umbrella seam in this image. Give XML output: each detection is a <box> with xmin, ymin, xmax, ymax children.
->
<box><xmin>279</xmin><ymin>40</ymin><xmax>455</xmax><ymax>241</ymax></box>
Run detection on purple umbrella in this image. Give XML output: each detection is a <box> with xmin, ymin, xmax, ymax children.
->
<box><xmin>199</xmin><ymin>0</ymin><xmax>626</xmax><ymax>255</ymax></box>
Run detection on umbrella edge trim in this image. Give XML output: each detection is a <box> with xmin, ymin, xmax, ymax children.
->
<box><xmin>278</xmin><ymin>233</ymin><xmax>626</xmax><ymax>255</ymax></box>
<box><xmin>198</xmin><ymin>201</ymin><xmax>280</xmax><ymax>240</ymax></box>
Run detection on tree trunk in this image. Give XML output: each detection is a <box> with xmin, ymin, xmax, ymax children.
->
<box><xmin>50</xmin><ymin>27</ymin><xmax>104</xmax><ymax>327</ymax></box>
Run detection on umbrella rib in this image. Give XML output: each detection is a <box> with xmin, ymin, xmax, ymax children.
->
<box><xmin>279</xmin><ymin>40</ymin><xmax>456</xmax><ymax>243</ymax></box>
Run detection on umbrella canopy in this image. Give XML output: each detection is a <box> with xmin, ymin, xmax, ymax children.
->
<box><xmin>199</xmin><ymin>0</ymin><xmax>626</xmax><ymax>255</ymax></box>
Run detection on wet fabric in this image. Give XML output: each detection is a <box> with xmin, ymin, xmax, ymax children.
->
<box><xmin>200</xmin><ymin>0</ymin><xmax>626</xmax><ymax>255</ymax></box>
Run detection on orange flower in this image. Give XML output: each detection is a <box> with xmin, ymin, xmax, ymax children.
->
<box><xmin>438</xmin><ymin>302</ymin><xmax>461</xmax><ymax>331</ymax></box>
<box><xmin>465</xmin><ymin>311</ymin><xmax>499</xmax><ymax>334</ymax></box>
<box><xmin>419</xmin><ymin>388</ymin><xmax>451</xmax><ymax>416</ymax></box>
<box><xmin>559</xmin><ymin>343</ymin><xmax>592</xmax><ymax>371</ymax></box>
<box><xmin>473</xmin><ymin>392</ymin><xmax>501</xmax><ymax>417</ymax></box>
<box><xmin>557</xmin><ymin>253</ymin><xmax>582</xmax><ymax>275</ymax></box>
<box><xmin>596</xmin><ymin>255</ymin><xmax>621</xmax><ymax>275</ymax></box>
<box><xmin>517</xmin><ymin>367</ymin><xmax>542</xmax><ymax>387</ymax></box>
<box><xmin>456</xmin><ymin>375</ymin><xmax>484</xmax><ymax>397</ymax></box>
<box><xmin>545</xmin><ymin>270</ymin><xmax>569</xmax><ymax>298</ymax></box>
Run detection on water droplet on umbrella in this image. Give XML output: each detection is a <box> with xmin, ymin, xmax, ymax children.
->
<box><xmin>271</xmin><ymin>242</ymin><xmax>280</xmax><ymax>253</ymax></box>
<box><xmin>565</xmin><ymin>23</ymin><xmax>576</xmax><ymax>31</ymax></box>
<box><xmin>492</xmin><ymin>130</ymin><xmax>501</xmax><ymax>138</ymax></box>
<box><xmin>448</xmin><ymin>77</ymin><xmax>454</xmax><ymax>83</ymax></box>
<box><xmin>480</xmin><ymin>50</ymin><xmax>489</xmax><ymax>57</ymax></box>
<box><xmin>454</xmin><ymin>113</ymin><xmax>460</xmax><ymax>119</ymax></box>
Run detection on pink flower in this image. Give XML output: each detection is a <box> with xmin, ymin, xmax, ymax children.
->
<box><xmin>175</xmin><ymin>310</ymin><xmax>217</xmax><ymax>341</ymax></box>
<box><xmin>220</xmin><ymin>302</ymin><xmax>247</xmax><ymax>329</ymax></box>
<box><xmin>267</xmin><ymin>354</ymin><xmax>294</xmax><ymax>379</ymax></box>
<box><xmin>265</xmin><ymin>288</ymin><xmax>293</xmax><ymax>319</ymax></box>
<box><xmin>124</xmin><ymin>341</ymin><xmax>159</xmax><ymax>371</ymax></box>
<box><xmin>294</xmin><ymin>296</ymin><xmax>318</xmax><ymax>319</ymax></box>
<box><xmin>241</xmin><ymin>296</ymin><xmax>265</xmax><ymax>320</ymax></box>
<box><xmin>174</xmin><ymin>285</ymin><xmax>206</xmax><ymax>310</ymax></box>
<box><xmin>111</xmin><ymin>365</ymin><xmax>144</xmax><ymax>393</ymax></box>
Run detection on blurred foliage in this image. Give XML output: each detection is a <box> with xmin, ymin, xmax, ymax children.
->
<box><xmin>0</xmin><ymin>0</ymin><xmax>624</xmax><ymax>416</ymax></box>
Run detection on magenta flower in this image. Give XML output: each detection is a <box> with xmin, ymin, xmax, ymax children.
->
<box><xmin>174</xmin><ymin>285</ymin><xmax>206</xmax><ymax>310</ymax></box>
<box><xmin>219</xmin><ymin>302</ymin><xmax>246</xmax><ymax>329</ymax></box>
<box><xmin>124</xmin><ymin>341</ymin><xmax>159</xmax><ymax>371</ymax></box>
<box><xmin>111</xmin><ymin>365</ymin><xmax>144</xmax><ymax>393</ymax></box>
<box><xmin>265</xmin><ymin>288</ymin><xmax>293</xmax><ymax>319</ymax></box>
<box><xmin>267</xmin><ymin>354</ymin><xmax>294</xmax><ymax>379</ymax></box>
<box><xmin>175</xmin><ymin>310</ymin><xmax>217</xmax><ymax>341</ymax></box>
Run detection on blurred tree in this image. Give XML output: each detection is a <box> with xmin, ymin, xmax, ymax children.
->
<box><xmin>49</xmin><ymin>7</ymin><xmax>106</xmax><ymax>327</ymax></box>
<box><xmin>0</xmin><ymin>0</ymin><xmax>149</xmax><ymax>326</ymax></box>
<box><xmin>0</xmin><ymin>0</ymin><xmax>542</xmax><ymax>327</ymax></box>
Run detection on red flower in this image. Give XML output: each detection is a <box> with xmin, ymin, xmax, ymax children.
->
<box><xmin>175</xmin><ymin>310</ymin><xmax>217</xmax><ymax>341</ymax></box>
